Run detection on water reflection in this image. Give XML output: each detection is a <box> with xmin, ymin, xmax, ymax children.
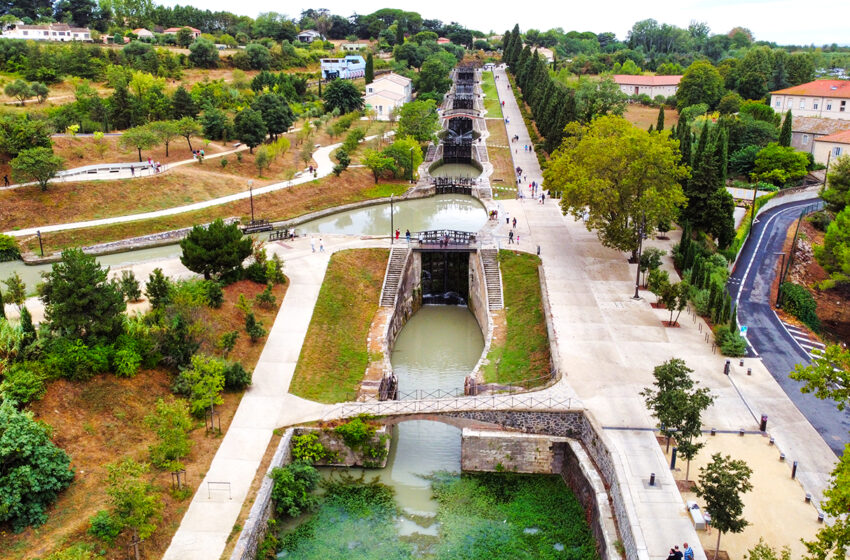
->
<box><xmin>430</xmin><ymin>163</ymin><xmax>482</xmax><ymax>178</ymax></box>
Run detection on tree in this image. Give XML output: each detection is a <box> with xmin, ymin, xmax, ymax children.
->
<box><xmin>251</xmin><ymin>93</ymin><xmax>295</xmax><ymax>140</ymax></box>
<box><xmin>148</xmin><ymin>120</ymin><xmax>179</xmax><ymax>157</ymax></box>
<box><xmin>416</xmin><ymin>53</ymin><xmax>454</xmax><ymax>96</ymax></box>
<box><xmin>175</xmin><ymin>116</ymin><xmax>202</xmax><ymax>153</ymax></box>
<box><xmin>180</xmin><ymin>218</ymin><xmax>252</xmax><ymax>280</ymax></box>
<box><xmin>0</xmin><ymin>399</ymin><xmax>75</xmax><ymax>532</ymax></box>
<box><xmin>3</xmin><ymin>272</ymin><xmax>26</xmax><ymax>309</ymax></box>
<box><xmin>397</xmin><ymin>99</ymin><xmax>439</xmax><ymax>143</ymax></box>
<box><xmin>544</xmin><ymin>116</ymin><xmax>688</xmax><ymax>262</ymax></box>
<box><xmin>323</xmin><ymin>79</ymin><xmax>364</xmax><ymax>114</ymax></box>
<box><xmin>39</xmin><ymin>248</ymin><xmax>126</xmax><ymax>344</ymax></box>
<box><xmin>363</xmin><ymin>149</ymin><xmax>397</xmax><ymax>184</ymax></box>
<box><xmin>269</xmin><ymin>462</ymin><xmax>320</xmax><ymax>517</ymax></box>
<box><xmin>245</xmin><ymin>312</ymin><xmax>267</xmax><ymax>342</ymax></box>
<box><xmin>751</xmin><ymin>142</ymin><xmax>808</xmax><ymax>186</ymax></box>
<box><xmin>105</xmin><ymin>458</ymin><xmax>163</xmax><ymax>541</ymax></box>
<box><xmin>718</xmin><ymin>92</ymin><xmax>743</xmax><ymax>115</ymax></box>
<box><xmin>119</xmin><ymin>124</ymin><xmax>159</xmax><ymax>162</ymax></box>
<box><xmin>677</xmin><ymin>60</ymin><xmax>724</xmax><ymax>110</ymax></box>
<box><xmin>145</xmin><ymin>397</ymin><xmax>194</xmax><ymax>469</ymax></box>
<box><xmin>822</xmin><ymin>155</ymin><xmax>850</xmax><ymax>213</ymax></box>
<box><xmin>790</xmin><ymin>344</ymin><xmax>850</xmax><ymax>407</ymax></box>
<box><xmin>383</xmin><ymin>136</ymin><xmax>423</xmax><ymax>181</ymax></box>
<box><xmin>639</xmin><ymin>247</ymin><xmax>665</xmax><ymax>287</ymax></box>
<box><xmin>145</xmin><ymin>268</ymin><xmax>171</xmax><ymax>308</ymax></box>
<box><xmin>117</xmin><ymin>270</ymin><xmax>141</xmax><ymax>302</ymax></box>
<box><xmin>696</xmin><ymin>453</ymin><xmax>753</xmax><ymax>558</ymax></box>
<box><xmin>31</xmin><ymin>82</ymin><xmax>48</xmax><ymax>103</ymax></box>
<box><xmin>779</xmin><ymin>110</ymin><xmax>792</xmax><ymax>147</ymax></box>
<box><xmin>4</xmin><ymin>79</ymin><xmax>32</xmax><ymax>106</ymax></box>
<box><xmin>10</xmin><ymin>147</ymin><xmax>63</xmax><ymax>192</ymax></box>
<box><xmin>656</xmin><ymin>106</ymin><xmax>665</xmax><ymax>132</ymax></box>
<box><xmin>365</xmin><ymin>52</ymin><xmax>374</xmax><ymax>84</ymax></box>
<box><xmin>233</xmin><ymin>108</ymin><xmax>267</xmax><ymax>153</ymax></box>
<box><xmin>175</xmin><ymin>27</ymin><xmax>194</xmax><ymax>48</ymax></box>
<box><xmin>188</xmin><ymin>37</ymin><xmax>219</xmax><ymax>68</ymax></box>
<box><xmin>171</xmin><ymin>87</ymin><xmax>197</xmax><ymax>120</ymax></box>
<box><xmin>254</xmin><ymin>146</ymin><xmax>271</xmax><ymax>176</ymax></box>
<box><xmin>573</xmin><ymin>76</ymin><xmax>628</xmax><ymax>122</ymax></box>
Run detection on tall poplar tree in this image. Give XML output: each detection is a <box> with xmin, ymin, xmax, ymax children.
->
<box><xmin>779</xmin><ymin>109</ymin><xmax>793</xmax><ymax>147</ymax></box>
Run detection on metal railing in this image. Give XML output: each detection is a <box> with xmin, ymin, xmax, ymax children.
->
<box><xmin>415</xmin><ymin>229</ymin><xmax>476</xmax><ymax>246</ymax></box>
<box><xmin>335</xmin><ymin>394</ymin><xmax>575</xmax><ymax>417</ymax></box>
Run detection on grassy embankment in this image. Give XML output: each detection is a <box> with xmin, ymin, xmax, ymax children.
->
<box><xmin>289</xmin><ymin>248</ymin><xmax>389</xmax><ymax>403</ymax></box>
<box><xmin>2</xmin><ymin>279</ymin><xmax>287</xmax><ymax>560</ymax></box>
<box><xmin>480</xmin><ymin>70</ymin><xmax>503</xmax><ymax>118</ymax></box>
<box><xmin>482</xmin><ymin>250</ymin><xmax>550</xmax><ymax>385</ymax></box>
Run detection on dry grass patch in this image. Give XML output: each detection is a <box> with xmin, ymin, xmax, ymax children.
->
<box><xmin>1</xmin><ymin>279</ymin><xmax>286</xmax><ymax>560</ymax></box>
<box><xmin>624</xmin><ymin>104</ymin><xmax>679</xmax><ymax>130</ymax></box>
<box><xmin>289</xmin><ymin>248</ymin><xmax>389</xmax><ymax>403</ymax></box>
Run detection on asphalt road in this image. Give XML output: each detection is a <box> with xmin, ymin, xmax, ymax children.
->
<box><xmin>728</xmin><ymin>197</ymin><xmax>850</xmax><ymax>455</ymax></box>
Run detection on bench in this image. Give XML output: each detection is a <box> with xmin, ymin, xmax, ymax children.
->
<box><xmin>242</xmin><ymin>219</ymin><xmax>273</xmax><ymax>234</ymax></box>
<box><xmin>686</xmin><ymin>500</ymin><xmax>705</xmax><ymax>530</ymax></box>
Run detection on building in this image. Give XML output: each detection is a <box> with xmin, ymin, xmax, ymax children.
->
<box><xmin>341</xmin><ymin>43</ymin><xmax>368</xmax><ymax>52</ymax></box>
<box><xmin>1</xmin><ymin>23</ymin><xmax>92</xmax><ymax>41</ymax></box>
<box><xmin>163</xmin><ymin>27</ymin><xmax>201</xmax><ymax>39</ymax></box>
<box><xmin>437</xmin><ymin>37</ymin><xmax>451</xmax><ymax>45</ymax></box>
<box><xmin>364</xmin><ymin>72</ymin><xmax>413</xmax><ymax>121</ymax></box>
<box><xmin>813</xmin><ymin>129</ymin><xmax>850</xmax><ymax>165</ymax></box>
<box><xmin>771</xmin><ymin>80</ymin><xmax>850</xmax><ymax>119</ymax></box>
<box><xmin>613</xmin><ymin>75</ymin><xmax>682</xmax><ymax>99</ymax></box>
<box><xmin>789</xmin><ymin>117</ymin><xmax>850</xmax><ymax>154</ymax></box>
<box><xmin>297</xmin><ymin>30</ymin><xmax>324</xmax><ymax>43</ymax></box>
<box><xmin>132</xmin><ymin>28</ymin><xmax>154</xmax><ymax>39</ymax></box>
<box><xmin>320</xmin><ymin>55</ymin><xmax>366</xmax><ymax>80</ymax></box>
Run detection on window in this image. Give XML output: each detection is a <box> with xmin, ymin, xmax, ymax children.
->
<box><xmin>814</xmin><ymin>102</ymin><xmax>819</xmax><ymax>110</ymax></box>
<box><xmin>22</xmin><ymin>30</ymin><xmax>27</xmax><ymax>35</ymax></box>
<box><xmin>827</xmin><ymin>103</ymin><xmax>833</xmax><ymax>111</ymax></box>
<box><xmin>800</xmin><ymin>100</ymin><xmax>806</xmax><ymax>109</ymax></box>
<box><xmin>803</xmin><ymin>134</ymin><xmax>809</xmax><ymax>145</ymax></box>
<box><xmin>775</xmin><ymin>99</ymin><xmax>781</xmax><ymax>108</ymax></box>
<box><xmin>842</xmin><ymin>101</ymin><xmax>847</xmax><ymax>112</ymax></box>
<box><xmin>835</xmin><ymin>147</ymin><xmax>843</xmax><ymax>157</ymax></box>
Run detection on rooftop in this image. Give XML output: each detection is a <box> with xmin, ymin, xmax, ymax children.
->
<box><xmin>374</xmin><ymin>72</ymin><xmax>412</xmax><ymax>86</ymax></box>
<box><xmin>612</xmin><ymin>74</ymin><xmax>682</xmax><ymax>86</ymax></box>
<box><xmin>817</xmin><ymin>129</ymin><xmax>850</xmax><ymax>144</ymax></box>
<box><xmin>792</xmin><ymin>116</ymin><xmax>850</xmax><ymax>135</ymax></box>
<box><xmin>772</xmin><ymin>80</ymin><xmax>850</xmax><ymax>98</ymax></box>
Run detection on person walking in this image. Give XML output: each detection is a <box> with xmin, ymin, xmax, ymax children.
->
<box><xmin>3</xmin><ymin>175</ymin><xmax>9</xmax><ymax>186</ymax></box>
<box><xmin>505</xmin><ymin>211</ymin><xmax>510</xmax><ymax>225</ymax></box>
<box><xmin>673</xmin><ymin>546</ymin><xmax>683</xmax><ymax>560</ymax></box>
<box><xmin>319</xmin><ymin>238</ymin><xmax>324</xmax><ymax>252</ymax></box>
<box><xmin>395</xmin><ymin>228</ymin><xmax>400</xmax><ymax>241</ymax></box>
<box><xmin>310</xmin><ymin>237</ymin><xmax>315</xmax><ymax>252</ymax></box>
<box><xmin>683</xmin><ymin>543</ymin><xmax>694</xmax><ymax>560</ymax></box>
<box><xmin>130</xmin><ymin>165</ymin><xmax>135</xmax><ymax>176</ymax></box>
<box><xmin>405</xmin><ymin>229</ymin><xmax>411</xmax><ymax>243</ymax></box>
<box><xmin>512</xmin><ymin>217</ymin><xmax>517</xmax><ymax>229</ymax></box>
<box><xmin>703</xmin><ymin>511</ymin><xmax>711</xmax><ymax>535</ymax></box>
<box><xmin>508</xmin><ymin>230</ymin><xmax>514</xmax><ymax>244</ymax></box>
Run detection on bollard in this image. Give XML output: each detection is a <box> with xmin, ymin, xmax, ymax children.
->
<box><xmin>780</xmin><ymin>453</ymin><xmax>786</xmax><ymax>461</ymax></box>
<box><xmin>671</xmin><ymin>447</ymin><xmax>678</xmax><ymax>470</ymax></box>
<box><xmin>769</xmin><ymin>436</ymin><xmax>775</xmax><ymax>445</ymax></box>
<box><xmin>724</xmin><ymin>360</ymin><xmax>731</xmax><ymax>375</ymax></box>
<box><xmin>649</xmin><ymin>472</ymin><xmax>656</xmax><ymax>486</ymax></box>
<box><xmin>537</xmin><ymin>245</ymin><xmax>540</xmax><ymax>256</ymax></box>
<box><xmin>739</xmin><ymin>428</ymin><xmax>745</xmax><ymax>436</ymax></box>
<box><xmin>710</xmin><ymin>428</ymin><xmax>716</xmax><ymax>436</ymax></box>
<box><xmin>792</xmin><ymin>461</ymin><xmax>798</xmax><ymax>479</ymax></box>
<box><xmin>739</xmin><ymin>359</ymin><xmax>745</xmax><ymax>366</ymax></box>
<box><xmin>805</xmin><ymin>493</ymin><xmax>812</xmax><ymax>503</ymax></box>
<box><xmin>747</xmin><ymin>368</ymin><xmax>752</xmax><ymax>376</ymax></box>
<box><xmin>818</xmin><ymin>513</ymin><xmax>825</xmax><ymax>523</ymax></box>
<box><xmin>760</xmin><ymin>415</ymin><xmax>768</xmax><ymax>432</ymax></box>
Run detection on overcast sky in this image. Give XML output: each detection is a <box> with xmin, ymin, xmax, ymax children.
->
<box><xmin>161</xmin><ymin>0</ymin><xmax>848</xmax><ymax>46</ymax></box>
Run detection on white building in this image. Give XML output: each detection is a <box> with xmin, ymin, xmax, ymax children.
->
<box><xmin>163</xmin><ymin>27</ymin><xmax>201</xmax><ymax>39</ymax></box>
<box><xmin>2</xmin><ymin>23</ymin><xmax>92</xmax><ymax>42</ymax></box>
<box><xmin>321</xmin><ymin>55</ymin><xmax>366</xmax><ymax>80</ymax></box>
<box><xmin>813</xmin><ymin>129</ymin><xmax>850</xmax><ymax>165</ymax></box>
<box><xmin>297</xmin><ymin>30</ymin><xmax>324</xmax><ymax>43</ymax></box>
<box><xmin>132</xmin><ymin>28</ymin><xmax>154</xmax><ymax>39</ymax></box>
<box><xmin>364</xmin><ymin>72</ymin><xmax>413</xmax><ymax>121</ymax></box>
<box><xmin>613</xmin><ymin>75</ymin><xmax>682</xmax><ymax>99</ymax></box>
<box><xmin>771</xmin><ymin>80</ymin><xmax>850</xmax><ymax>120</ymax></box>
<box><xmin>341</xmin><ymin>43</ymin><xmax>368</xmax><ymax>52</ymax></box>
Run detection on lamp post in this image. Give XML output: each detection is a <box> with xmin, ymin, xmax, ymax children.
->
<box><xmin>390</xmin><ymin>195</ymin><xmax>394</xmax><ymax>245</ymax></box>
<box><xmin>248</xmin><ymin>180</ymin><xmax>254</xmax><ymax>223</ymax></box>
<box><xmin>633</xmin><ymin>214</ymin><xmax>646</xmax><ymax>300</ymax></box>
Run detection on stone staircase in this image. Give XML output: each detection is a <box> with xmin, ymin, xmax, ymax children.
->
<box><xmin>479</xmin><ymin>249</ymin><xmax>503</xmax><ymax>310</ymax></box>
<box><xmin>379</xmin><ymin>247</ymin><xmax>408</xmax><ymax>307</ymax></box>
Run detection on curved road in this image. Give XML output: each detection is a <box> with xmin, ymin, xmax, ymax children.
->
<box><xmin>729</xmin><ymin>197</ymin><xmax>850</xmax><ymax>454</ymax></box>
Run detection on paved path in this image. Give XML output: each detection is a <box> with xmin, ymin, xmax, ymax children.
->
<box><xmin>5</xmin><ymin>141</ymin><xmax>339</xmax><ymax>237</ymax></box>
<box><xmin>728</xmin><ymin>197</ymin><xmax>850</xmax><ymax>454</ymax></box>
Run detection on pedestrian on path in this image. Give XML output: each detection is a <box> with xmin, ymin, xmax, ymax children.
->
<box><xmin>319</xmin><ymin>238</ymin><xmax>324</xmax><ymax>252</ymax></box>
<box><xmin>395</xmin><ymin>228</ymin><xmax>400</xmax><ymax>240</ymax></box>
<box><xmin>673</xmin><ymin>546</ymin><xmax>683</xmax><ymax>560</ymax></box>
<box><xmin>311</xmin><ymin>237</ymin><xmax>315</xmax><ymax>252</ymax></box>
<box><xmin>683</xmin><ymin>543</ymin><xmax>693</xmax><ymax>560</ymax></box>
<box><xmin>703</xmin><ymin>512</ymin><xmax>711</xmax><ymax>534</ymax></box>
<box><xmin>405</xmin><ymin>229</ymin><xmax>411</xmax><ymax>243</ymax></box>
<box><xmin>512</xmin><ymin>217</ymin><xmax>517</xmax><ymax>229</ymax></box>
<box><xmin>508</xmin><ymin>230</ymin><xmax>514</xmax><ymax>243</ymax></box>
<box><xmin>3</xmin><ymin>175</ymin><xmax>8</xmax><ymax>186</ymax></box>
<box><xmin>130</xmin><ymin>165</ymin><xmax>135</xmax><ymax>176</ymax></box>
<box><xmin>505</xmin><ymin>211</ymin><xmax>510</xmax><ymax>225</ymax></box>
<box><xmin>516</xmin><ymin>234</ymin><xmax>520</xmax><ymax>244</ymax></box>
<box><xmin>666</xmin><ymin>549</ymin><xmax>677</xmax><ymax>560</ymax></box>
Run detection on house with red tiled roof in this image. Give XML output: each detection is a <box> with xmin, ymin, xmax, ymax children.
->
<box><xmin>813</xmin><ymin>129</ymin><xmax>850</xmax><ymax>165</ymax></box>
<box><xmin>790</xmin><ymin>117</ymin><xmax>850</xmax><ymax>154</ymax></box>
<box><xmin>613</xmin><ymin>75</ymin><xmax>682</xmax><ymax>99</ymax></box>
<box><xmin>771</xmin><ymin>80</ymin><xmax>850</xmax><ymax>119</ymax></box>
<box><xmin>163</xmin><ymin>27</ymin><xmax>201</xmax><ymax>39</ymax></box>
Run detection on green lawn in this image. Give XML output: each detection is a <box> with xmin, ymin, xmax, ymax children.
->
<box><xmin>480</xmin><ymin>71</ymin><xmax>503</xmax><ymax>118</ymax></box>
<box><xmin>482</xmin><ymin>250</ymin><xmax>551</xmax><ymax>385</ymax></box>
<box><xmin>289</xmin><ymin>249</ymin><xmax>389</xmax><ymax>403</ymax></box>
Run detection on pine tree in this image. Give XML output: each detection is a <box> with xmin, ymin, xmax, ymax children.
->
<box><xmin>657</xmin><ymin>106</ymin><xmax>665</xmax><ymax>131</ymax></box>
<box><xmin>109</xmin><ymin>84</ymin><xmax>132</xmax><ymax>130</ymax></box>
<box><xmin>779</xmin><ymin>109</ymin><xmax>793</xmax><ymax>147</ymax></box>
<box><xmin>365</xmin><ymin>53</ymin><xmax>374</xmax><ymax>85</ymax></box>
<box><xmin>19</xmin><ymin>305</ymin><xmax>35</xmax><ymax>348</ymax></box>
<box><xmin>171</xmin><ymin>86</ymin><xmax>197</xmax><ymax>120</ymax></box>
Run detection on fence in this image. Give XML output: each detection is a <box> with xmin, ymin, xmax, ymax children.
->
<box><xmin>335</xmin><ymin>394</ymin><xmax>575</xmax><ymax>417</ymax></box>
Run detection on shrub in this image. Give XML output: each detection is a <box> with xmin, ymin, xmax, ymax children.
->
<box><xmin>0</xmin><ymin>362</ymin><xmax>46</xmax><ymax>404</ymax></box>
<box><xmin>269</xmin><ymin>462</ymin><xmax>320</xmax><ymax>518</ymax></box>
<box><xmin>217</xmin><ymin>330</ymin><xmax>239</xmax><ymax>356</ymax></box>
<box><xmin>245</xmin><ymin>312</ymin><xmax>267</xmax><ymax>343</ymax></box>
<box><xmin>223</xmin><ymin>361</ymin><xmax>252</xmax><ymax>390</ymax></box>
<box><xmin>244</xmin><ymin>260</ymin><xmax>268</xmax><ymax>283</ymax></box>
<box><xmin>88</xmin><ymin>509</ymin><xmax>122</xmax><ymax>544</ymax></box>
<box><xmin>0</xmin><ymin>233</ymin><xmax>20</xmax><ymax>262</ymax></box>
<box><xmin>781</xmin><ymin>282</ymin><xmax>820</xmax><ymax>331</ymax></box>
<box><xmin>291</xmin><ymin>432</ymin><xmax>330</xmax><ymax>464</ymax></box>
<box><xmin>714</xmin><ymin>324</ymin><xmax>747</xmax><ymax>356</ymax></box>
<box><xmin>44</xmin><ymin>338</ymin><xmax>111</xmax><ymax>381</ymax></box>
<box><xmin>255</xmin><ymin>284</ymin><xmax>276</xmax><ymax>309</ymax></box>
<box><xmin>691</xmin><ymin>289</ymin><xmax>711</xmax><ymax>316</ymax></box>
<box><xmin>145</xmin><ymin>397</ymin><xmax>194</xmax><ymax>469</ymax></box>
<box><xmin>117</xmin><ymin>270</ymin><xmax>142</xmax><ymax>302</ymax></box>
<box><xmin>112</xmin><ymin>345</ymin><xmax>142</xmax><ymax>378</ymax></box>
<box><xmin>204</xmin><ymin>280</ymin><xmax>223</xmax><ymax>308</ymax></box>
<box><xmin>265</xmin><ymin>254</ymin><xmax>286</xmax><ymax>284</ymax></box>
<box><xmin>808</xmin><ymin>211</ymin><xmax>833</xmax><ymax>232</ymax></box>
<box><xmin>175</xmin><ymin>354</ymin><xmax>226</xmax><ymax>417</ymax></box>
<box><xmin>334</xmin><ymin>416</ymin><xmax>374</xmax><ymax>447</ymax></box>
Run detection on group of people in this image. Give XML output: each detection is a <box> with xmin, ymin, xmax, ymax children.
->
<box><xmin>310</xmin><ymin>237</ymin><xmax>324</xmax><ymax>253</ymax></box>
<box><xmin>666</xmin><ymin>543</ymin><xmax>695</xmax><ymax>560</ymax></box>
<box><xmin>488</xmin><ymin>209</ymin><xmax>500</xmax><ymax>221</ymax></box>
<box><xmin>192</xmin><ymin>149</ymin><xmax>205</xmax><ymax>163</ymax></box>
<box><xmin>146</xmin><ymin>157</ymin><xmax>163</xmax><ymax>174</ymax></box>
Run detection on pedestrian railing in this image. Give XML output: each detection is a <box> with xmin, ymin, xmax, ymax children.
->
<box><xmin>334</xmin><ymin>394</ymin><xmax>575</xmax><ymax>418</ymax></box>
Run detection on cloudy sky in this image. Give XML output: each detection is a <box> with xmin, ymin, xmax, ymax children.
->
<box><xmin>161</xmin><ymin>0</ymin><xmax>848</xmax><ymax>46</ymax></box>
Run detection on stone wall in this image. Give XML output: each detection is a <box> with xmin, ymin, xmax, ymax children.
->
<box><xmin>385</xmin><ymin>250</ymin><xmax>421</xmax><ymax>357</ymax></box>
<box><xmin>229</xmin><ymin>429</ymin><xmax>294</xmax><ymax>560</ymax></box>
<box><xmin>461</xmin><ymin>429</ymin><xmax>566</xmax><ymax>474</ymax></box>
<box><xmin>467</xmin><ymin>252</ymin><xmax>489</xmax><ymax>336</ymax></box>
<box><xmin>293</xmin><ymin>426</ymin><xmax>390</xmax><ymax>468</ymax></box>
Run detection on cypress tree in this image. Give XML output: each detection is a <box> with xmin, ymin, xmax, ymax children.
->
<box><xmin>656</xmin><ymin>106</ymin><xmax>665</xmax><ymax>131</ymax></box>
<box><xmin>648</xmin><ymin>124</ymin><xmax>654</xmax><ymax>133</ymax></box>
<box><xmin>718</xmin><ymin>128</ymin><xmax>729</xmax><ymax>185</ymax></box>
<box><xmin>0</xmin><ymin>287</ymin><xmax>5</xmax><ymax>319</ymax></box>
<box><xmin>365</xmin><ymin>53</ymin><xmax>374</xmax><ymax>85</ymax></box>
<box><xmin>679</xmin><ymin>127</ymin><xmax>692</xmax><ymax>167</ymax></box>
<box><xmin>701</xmin><ymin>267</ymin><xmax>710</xmax><ymax>290</ymax></box>
<box><xmin>694</xmin><ymin>122</ymin><xmax>710</xmax><ymax>163</ymax></box>
<box><xmin>501</xmin><ymin>29</ymin><xmax>512</xmax><ymax>52</ymax></box>
<box><xmin>684</xmin><ymin>241</ymin><xmax>696</xmax><ymax>270</ymax></box>
<box><xmin>722</xmin><ymin>294</ymin><xmax>732</xmax><ymax>324</ymax></box>
<box><xmin>20</xmin><ymin>305</ymin><xmax>35</xmax><ymax>348</ymax></box>
<box><xmin>730</xmin><ymin>305</ymin><xmax>738</xmax><ymax>328</ymax></box>
<box><xmin>708</xmin><ymin>281</ymin><xmax>719</xmax><ymax>321</ymax></box>
<box><xmin>779</xmin><ymin>109</ymin><xmax>793</xmax><ymax>147</ymax></box>
<box><xmin>507</xmin><ymin>26</ymin><xmax>523</xmax><ymax>69</ymax></box>
<box><xmin>692</xmin><ymin>255</ymin><xmax>703</xmax><ymax>282</ymax></box>
<box><xmin>516</xmin><ymin>45</ymin><xmax>532</xmax><ymax>86</ymax></box>
<box><xmin>395</xmin><ymin>21</ymin><xmax>404</xmax><ymax>46</ymax></box>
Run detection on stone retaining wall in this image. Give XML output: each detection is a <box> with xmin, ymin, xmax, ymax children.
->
<box><xmin>293</xmin><ymin>426</ymin><xmax>390</xmax><ymax>468</ymax></box>
<box><xmin>461</xmin><ymin>429</ymin><xmax>567</xmax><ymax>473</ymax></box>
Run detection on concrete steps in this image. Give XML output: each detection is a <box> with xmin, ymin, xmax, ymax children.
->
<box><xmin>379</xmin><ymin>247</ymin><xmax>408</xmax><ymax>307</ymax></box>
<box><xmin>480</xmin><ymin>249</ymin><xmax>503</xmax><ymax>310</ymax></box>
